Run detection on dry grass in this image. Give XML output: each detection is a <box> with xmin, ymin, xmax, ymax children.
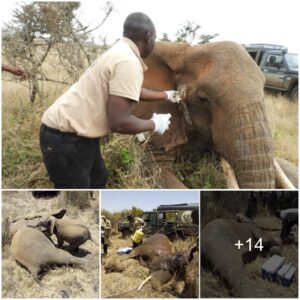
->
<box><xmin>2</xmin><ymin>191</ymin><xmax>99</xmax><ymax>298</ymax></box>
<box><xmin>101</xmin><ymin>234</ymin><xmax>199</xmax><ymax>298</ymax></box>
<box><xmin>265</xmin><ymin>93</ymin><xmax>298</xmax><ymax>164</ymax></box>
<box><xmin>2</xmin><ymin>72</ymin><xmax>298</xmax><ymax>188</ymax></box>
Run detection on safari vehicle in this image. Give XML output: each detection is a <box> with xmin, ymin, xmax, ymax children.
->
<box><xmin>243</xmin><ymin>44</ymin><xmax>298</xmax><ymax>101</ymax></box>
<box><xmin>118</xmin><ymin>203</ymin><xmax>199</xmax><ymax>240</ymax></box>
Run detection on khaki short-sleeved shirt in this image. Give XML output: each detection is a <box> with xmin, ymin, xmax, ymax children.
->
<box><xmin>42</xmin><ymin>37</ymin><xmax>148</xmax><ymax>138</ymax></box>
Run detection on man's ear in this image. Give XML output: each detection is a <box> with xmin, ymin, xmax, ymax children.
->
<box><xmin>144</xmin><ymin>32</ymin><xmax>152</xmax><ymax>43</ymax></box>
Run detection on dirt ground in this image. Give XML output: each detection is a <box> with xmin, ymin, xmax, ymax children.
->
<box><xmin>201</xmin><ymin>216</ymin><xmax>298</xmax><ymax>298</ymax></box>
<box><xmin>101</xmin><ymin>233</ymin><xmax>199</xmax><ymax>298</ymax></box>
<box><xmin>2</xmin><ymin>191</ymin><xmax>99</xmax><ymax>298</ymax></box>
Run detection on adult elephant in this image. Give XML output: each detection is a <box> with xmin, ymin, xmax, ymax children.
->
<box><xmin>132</xmin><ymin>41</ymin><xmax>296</xmax><ymax>189</ymax></box>
<box><xmin>201</xmin><ymin>216</ymin><xmax>281</xmax><ymax>297</ymax></box>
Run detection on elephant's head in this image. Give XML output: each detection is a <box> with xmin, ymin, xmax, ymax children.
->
<box><xmin>133</xmin><ymin>41</ymin><xmax>275</xmax><ymax>188</ymax></box>
<box><xmin>34</xmin><ymin>209</ymin><xmax>67</xmax><ymax>235</ymax></box>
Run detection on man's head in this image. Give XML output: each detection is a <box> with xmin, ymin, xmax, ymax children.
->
<box><xmin>102</xmin><ymin>215</ymin><xmax>107</xmax><ymax>221</ymax></box>
<box><xmin>127</xmin><ymin>214</ymin><xmax>134</xmax><ymax>222</ymax></box>
<box><xmin>123</xmin><ymin>12</ymin><xmax>156</xmax><ymax>58</ymax></box>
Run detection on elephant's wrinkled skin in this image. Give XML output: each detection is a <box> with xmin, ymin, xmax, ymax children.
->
<box><xmin>201</xmin><ymin>218</ymin><xmax>280</xmax><ymax>297</ymax></box>
<box><xmin>10</xmin><ymin>226</ymin><xmax>87</xmax><ymax>278</ymax></box>
<box><xmin>133</xmin><ymin>41</ymin><xmax>276</xmax><ymax>188</ymax></box>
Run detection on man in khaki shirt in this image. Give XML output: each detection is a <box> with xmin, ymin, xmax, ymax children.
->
<box><xmin>40</xmin><ymin>12</ymin><xmax>180</xmax><ymax>188</ymax></box>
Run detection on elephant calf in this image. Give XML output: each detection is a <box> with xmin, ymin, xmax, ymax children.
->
<box><xmin>10</xmin><ymin>226</ymin><xmax>87</xmax><ymax>278</ymax></box>
<box><xmin>47</xmin><ymin>216</ymin><xmax>97</xmax><ymax>251</ymax></box>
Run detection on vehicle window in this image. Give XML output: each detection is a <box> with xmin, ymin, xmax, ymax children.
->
<box><xmin>180</xmin><ymin>210</ymin><xmax>193</xmax><ymax>224</ymax></box>
<box><xmin>142</xmin><ymin>213</ymin><xmax>156</xmax><ymax>224</ymax></box>
<box><xmin>266</xmin><ymin>54</ymin><xmax>284</xmax><ymax>68</ymax></box>
<box><xmin>285</xmin><ymin>53</ymin><xmax>298</xmax><ymax>69</ymax></box>
<box><xmin>142</xmin><ymin>213</ymin><xmax>151</xmax><ymax>222</ymax></box>
<box><xmin>158</xmin><ymin>211</ymin><xmax>178</xmax><ymax>224</ymax></box>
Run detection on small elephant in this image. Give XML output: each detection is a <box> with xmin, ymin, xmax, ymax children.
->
<box><xmin>10</xmin><ymin>226</ymin><xmax>87</xmax><ymax>279</ymax></box>
<box><xmin>201</xmin><ymin>217</ymin><xmax>281</xmax><ymax>297</ymax></box>
<box><xmin>43</xmin><ymin>214</ymin><xmax>98</xmax><ymax>251</ymax></box>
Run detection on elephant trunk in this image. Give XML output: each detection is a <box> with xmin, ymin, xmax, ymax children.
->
<box><xmin>213</xmin><ymin>98</ymin><xmax>275</xmax><ymax>189</ymax></box>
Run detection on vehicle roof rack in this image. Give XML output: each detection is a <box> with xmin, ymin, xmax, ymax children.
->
<box><xmin>157</xmin><ymin>203</ymin><xmax>199</xmax><ymax>210</ymax></box>
<box><xmin>243</xmin><ymin>43</ymin><xmax>288</xmax><ymax>52</ymax></box>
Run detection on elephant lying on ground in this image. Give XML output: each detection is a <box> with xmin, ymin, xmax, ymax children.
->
<box><xmin>122</xmin><ymin>233</ymin><xmax>199</xmax><ymax>297</ymax></box>
<box><xmin>11</xmin><ymin>227</ymin><xmax>87</xmax><ymax>278</ymax></box>
<box><xmin>133</xmin><ymin>41</ymin><xmax>297</xmax><ymax>189</ymax></box>
<box><xmin>9</xmin><ymin>210</ymin><xmax>88</xmax><ymax>278</ymax></box>
<box><xmin>201</xmin><ymin>216</ymin><xmax>281</xmax><ymax>297</ymax></box>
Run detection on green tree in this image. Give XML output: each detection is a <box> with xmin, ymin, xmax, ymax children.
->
<box><xmin>160</xmin><ymin>21</ymin><xmax>218</xmax><ymax>44</ymax></box>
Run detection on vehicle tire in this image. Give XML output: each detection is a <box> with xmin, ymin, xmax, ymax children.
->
<box><xmin>289</xmin><ymin>85</ymin><xmax>298</xmax><ymax>102</ymax></box>
<box><xmin>122</xmin><ymin>228</ymin><xmax>132</xmax><ymax>238</ymax></box>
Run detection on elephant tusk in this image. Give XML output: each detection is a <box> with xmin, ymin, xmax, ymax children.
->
<box><xmin>274</xmin><ymin>159</ymin><xmax>296</xmax><ymax>189</ymax></box>
<box><xmin>220</xmin><ymin>157</ymin><xmax>239</xmax><ymax>189</ymax></box>
<box><xmin>138</xmin><ymin>275</ymin><xmax>152</xmax><ymax>292</ymax></box>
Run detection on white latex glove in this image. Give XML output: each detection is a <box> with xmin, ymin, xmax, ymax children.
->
<box><xmin>165</xmin><ymin>90</ymin><xmax>182</xmax><ymax>103</ymax></box>
<box><xmin>151</xmin><ymin>113</ymin><xmax>171</xmax><ymax>135</ymax></box>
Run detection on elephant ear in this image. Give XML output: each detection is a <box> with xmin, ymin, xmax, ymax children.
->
<box><xmin>51</xmin><ymin>209</ymin><xmax>66</xmax><ymax>219</ymax></box>
<box><xmin>132</xmin><ymin>42</ymin><xmax>190</xmax><ymax>152</ymax></box>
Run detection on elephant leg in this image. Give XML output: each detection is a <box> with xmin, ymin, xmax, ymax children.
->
<box><xmin>49</xmin><ymin>248</ymin><xmax>87</xmax><ymax>266</ymax></box>
<box><xmin>27</xmin><ymin>263</ymin><xmax>42</xmax><ymax>278</ymax></box>
<box><xmin>57</xmin><ymin>236</ymin><xmax>64</xmax><ymax>248</ymax></box>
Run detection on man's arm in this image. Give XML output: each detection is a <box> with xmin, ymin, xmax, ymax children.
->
<box><xmin>2</xmin><ymin>64</ymin><xmax>25</xmax><ymax>76</ymax></box>
<box><xmin>140</xmin><ymin>88</ymin><xmax>182</xmax><ymax>103</ymax></box>
<box><xmin>107</xmin><ymin>95</ymin><xmax>155</xmax><ymax>134</ymax></box>
<box><xmin>140</xmin><ymin>88</ymin><xmax>167</xmax><ymax>101</ymax></box>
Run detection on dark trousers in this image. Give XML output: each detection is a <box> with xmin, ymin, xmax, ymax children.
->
<box><xmin>39</xmin><ymin>124</ymin><xmax>108</xmax><ymax>189</ymax></box>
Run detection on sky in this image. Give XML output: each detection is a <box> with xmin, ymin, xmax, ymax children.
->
<box><xmin>1</xmin><ymin>0</ymin><xmax>299</xmax><ymax>53</ymax></box>
<box><xmin>101</xmin><ymin>190</ymin><xmax>200</xmax><ymax>212</ymax></box>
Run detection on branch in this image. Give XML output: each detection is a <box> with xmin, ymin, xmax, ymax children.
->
<box><xmin>75</xmin><ymin>4</ymin><xmax>113</xmax><ymax>35</ymax></box>
<box><xmin>36</xmin><ymin>40</ymin><xmax>53</xmax><ymax>69</ymax></box>
<box><xmin>40</xmin><ymin>76</ymin><xmax>71</xmax><ymax>85</ymax></box>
